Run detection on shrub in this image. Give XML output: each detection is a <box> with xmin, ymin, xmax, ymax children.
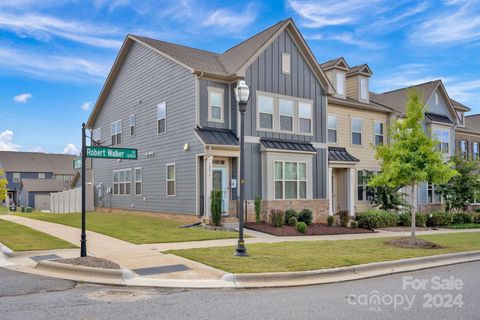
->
<box><xmin>397</xmin><ymin>212</ymin><xmax>427</xmax><ymax>227</ymax></box>
<box><xmin>298</xmin><ymin>208</ymin><xmax>313</xmax><ymax>225</ymax></box>
<box><xmin>254</xmin><ymin>196</ymin><xmax>262</xmax><ymax>224</ymax></box>
<box><xmin>350</xmin><ymin>221</ymin><xmax>358</xmax><ymax>229</ymax></box>
<box><xmin>270</xmin><ymin>209</ymin><xmax>285</xmax><ymax>228</ymax></box>
<box><xmin>285</xmin><ymin>209</ymin><xmax>298</xmax><ymax>225</ymax></box>
<box><xmin>339</xmin><ymin>210</ymin><xmax>349</xmax><ymax>227</ymax></box>
<box><xmin>327</xmin><ymin>215</ymin><xmax>334</xmax><ymax>226</ymax></box>
<box><xmin>475</xmin><ymin>208</ymin><xmax>480</xmax><ymax>213</ymax></box>
<box><xmin>416</xmin><ymin>213</ymin><xmax>428</xmax><ymax>227</ymax></box>
<box><xmin>452</xmin><ymin>212</ymin><xmax>473</xmax><ymax>225</ymax></box>
<box><xmin>426</xmin><ymin>212</ymin><xmax>453</xmax><ymax>227</ymax></box>
<box><xmin>474</xmin><ymin>212</ymin><xmax>480</xmax><ymax>224</ymax></box>
<box><xmin>288</xmin><ymin>216</ymin><xmax>298</xmax><ymax>227</ymax></box>
<box><xmin>210</xmin><ymin>190</ymin><xmax>223</xmax><ymax>226</ymax></box>
<box><xmin>296</xmin><ymin>221</ymin><xmax>307</xmax><ymax>233</ymax></box>
<box><xmin>356</xmin><ymin>210</ymin><xmax>398</xmax><ymax>230</ymax></box>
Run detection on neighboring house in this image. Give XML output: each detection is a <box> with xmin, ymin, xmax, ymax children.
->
<box><xmin>86</xmin><ymin>18</ymin><xmax>336</xmax><ymax>222</ymax></box>
<box><xmin>19</xmin><ymin>179</ymin><xmax>66</xmax><ymax>210</ymax></box>
<box><xmin>0</xmin><ymin>151</ymin><xmax>76</xmax><ymax>207</ymax></box>
<box><xmin>371</xmin><ymin>80</ymin><xmax>459</xmax><ymax>212</ymax></box>
<box><xmin>319</xmin><ymin>57</ymin><xmax>393</xmax><ymax>215</ymax></box>
<box><xmin>454</xmin><ymin>102</ymin><xmax>480</xmax><ymax>161</ymax></box>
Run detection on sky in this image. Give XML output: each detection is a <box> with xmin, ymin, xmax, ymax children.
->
<box><xmin>1</xmin><ymin>0</ymin><xmax>480</xmax><ymax>154</ymax></box>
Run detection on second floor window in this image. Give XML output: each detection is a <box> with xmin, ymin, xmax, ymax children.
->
<box><xmin>129</xmin><ymin>114</ymin><xmax>135</xmax><ymax>136</ymax></box>
<box><xmin>111</xmin><ymin>120</ymin><xmax>122</xmax><ymax>146</ymax></box>
<box><xmin>13</xmin><ymin>172</ymin><xmax>20</xmax><ymax>182</ymax></box>
<box><xmin>157</xmin><ymin>102</ymin><xmax>166</xmax><ymax>134</ymax></box>
<box><xmin>258</xmin><ymin>95</ymin><xmax>274</xmax><ymax>129</ymax></box>
<box><xmin>360</xmin><ymin>77</ymin><xmax>369</xmax><ymax>101</ymax></box>
<box><xmin>374</xmin><ymin>121</ymin><xmax>384</xmax><ymax>146</ymax></box>
<box><xmin>208</xmin><ymin>88</ymin><xmax>224</xmax><ymax>122</ymax></box>
<box><xmin>279</xmin><ymin>99</ymin><xmax>294</xmax><ymax>131</ymax></box>
<box><xmin>460</xmin><ymin>140</ymin><xmax>468</xmax><ymax>159</ymax></box>
<box><xmin>328</xmin><ymin>114</ymin><xmax>337</xmax><ymax>143</ymax></box>
<box><xmin>351</xmin><ymin>118</ymin><xmax>362</xmax><ymax>145</ymax></box>
<box><xmin>473</xmin><ymin>142</ymin><xmax>479</xmax><ymax>160</ymax></box>
<box><xmin>335</xmin><ymin>71</ymin><xmax>345</xmax><ymax>96</ymax></box>
<box><xmin>38</xmin><ymin>173</ymin><xmax>45</xmax><ymax>179</ymax></box>
<box><xmin>433</xmin><ymin>129</ymin><xmax>450</xmax><ymax>154</ymax></box>
<box><xmin>298</xmin><ymin>102</ymin><xmax>312</xmax><ymax>133</ymax></box>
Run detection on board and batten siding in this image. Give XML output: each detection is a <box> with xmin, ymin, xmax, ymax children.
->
<box><xmin>90</xmin><ymin>41</ymin><xmax>202</xmax><ymax>215</ymax></box>
<box><xmin>198</xmin><ymin>80</ymin><xmax>230</xmax><ymax>129</ymax></box>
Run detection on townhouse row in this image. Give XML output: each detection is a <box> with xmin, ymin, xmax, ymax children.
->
<box><xmin>85</xmin><ymin>18</ymin><xmax>480</xmax><ymax>222</ymax></box>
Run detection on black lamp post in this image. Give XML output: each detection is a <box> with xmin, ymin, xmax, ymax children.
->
<box><xmin>234</xmin><ymin>80</ymin><xmax>250</xmax><ymax>257</ymax></box>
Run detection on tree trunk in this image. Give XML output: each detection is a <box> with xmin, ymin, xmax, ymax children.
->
<box><xmin>411</xmin><ymin>183</ymin><xmax>417</xmax><ymax>239</ymax></box>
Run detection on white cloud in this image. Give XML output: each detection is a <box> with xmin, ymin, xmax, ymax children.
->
<box><xmin>13</xmin><ymin>93</ymin><xmax>32</xmax><ymax>103</ymax></box>
<box><xmin>444</xmin><ymin>79</ymin><xmax>480</xmax><ymax>107</ymax></box>
<box><xmin>0</xmin><ymin>130</ymin><xmax>21</xmax><ymax>151</ymax></box>
<box><xmin>81</xmin><ymin>101</ymin><xmax>92</xmax><ymax>111</ymax></box>
<box><xmin>202</xmin><ymin>3</ymin><xmax>257</xmax><ymax>30</ymax></box>
<box><xmin>306</xmin><ymin>32</ymin><xmax>384</xmax><ymax>49</ymax></box>
<box><xmin>63</xmin><ymin>143</ymin><xmax>79</xmax><ymax>155</ymax></box>
<box><xmin>31</xmin><ymin>146</ymin><xmax>44</xmax><ymax>152</ymax></box>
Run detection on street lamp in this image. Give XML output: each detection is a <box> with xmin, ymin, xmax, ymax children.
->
<box><xmin>234</xmin><ymin>80</ymin><xmax>250</xmax><ymax>256</ymax></box>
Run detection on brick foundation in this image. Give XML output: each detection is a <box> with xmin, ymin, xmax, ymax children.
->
<box><xmin>418</xmin><ymin>203</ymin><xmax>445</xmax><ymax>213</ymax></box>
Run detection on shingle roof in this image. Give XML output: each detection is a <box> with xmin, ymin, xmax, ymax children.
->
<box><xmin>466</xmin><ymin>114</ymin><xmax>480</xmax><ymax>131</ymax></box>
<box><xmin>319</xmin><ymin>57</ymin><xmax>349</xmax><ymax>70</ymax></box>
<box><xmin>328</xmin><ymin>147</ymin><xmax>359</xmax><ymax>162</ymax></box>
<box><xmin>195</xmin><ymin>127</ymin><xmax>239</xmax><ymax>146</ymax></box>
<box><xmin>425</xmin><ymin>112</ymin><xmax>453</xmax><ymax>124</ymax></box>
<box><xmin>21</xmin><ymin>179</ymin><xmax>66</xmax><ymax>192</ymax></box>
<box><xmin>261</xmin><ymin>138</ymin><xmax>316</xmax><ymax>152</ymax></box>
<box><xmin>450</xmin><ymin>99</ymin><xmax>471</xmax><ymax>112</ymax></box>
<box><xmin>0</xmin><ymin>152</ymin><xmax>76</xmax><ymax>174</ymax></box>
<box><xmin>329</xmin><ymin>96</ymin><xmax>393</xmax><ymax>113</ymax></box>
<box><xmin>346</xmin><ymin>64</ymin><xmax>372</xmax><ymax>76</ymax></box>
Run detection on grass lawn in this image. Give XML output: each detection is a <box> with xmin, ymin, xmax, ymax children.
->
<box><xmin>0</xmin><ymin>219</ymin><xmax>76</xmax><ymax>251</ymax></box>
<box><xmin>17</xmin><ymin>211</ymin><xmax>239</xmax><ymax>244</ymax></box>
<box><xmin>167</xmin><ymin>232</ymin><xmax>480</xmax><ymax>273</ymax></box>
<box><xmin>447</xmin><ymin>223</ymin><xmax>480</xmax><ymax>229</ymax></box>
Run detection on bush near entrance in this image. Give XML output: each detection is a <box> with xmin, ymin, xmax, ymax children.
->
<box><xmin>356</xmin><ymin>210</ymin><xmax>398</xmax><ymax>230</ymax></box>
<box><xmin>270</xmin><ymin>209</ymin><xmax>285</xmax><ymax>228</ymax></box>
<box><xmin>210</xmin><ymin>190</ymin><xmax>222</xmax><ymax>226</ymax></box>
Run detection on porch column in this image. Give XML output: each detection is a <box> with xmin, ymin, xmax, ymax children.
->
<box><xmin>328</xmin><ymin>167</ymin><xmax>333</xmax><ymax>215</ymax></box>
<box><xmin>348</xmin><ymin>168</ymin><xmax>355</xmax><ymax>216</ymax></box>
<box><xmin>205</xmin><ymin>155</ymin><xmax>213</xmax><ymax>218</ymax></box>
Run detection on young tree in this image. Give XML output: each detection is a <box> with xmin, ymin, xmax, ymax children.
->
<box><xmin>0</xmin><ymin>169</ymin><xmax>7</xmax><ymax>203</ymax></box>
<box><xmin>437</xmin><ymin>156</ymin><xmax>480</xmax><ymax>212</ymax></box>
<box><xmin>369</xmin><ymin>90</ymin><xmax>457</xmax><ymax>238</ymax></box>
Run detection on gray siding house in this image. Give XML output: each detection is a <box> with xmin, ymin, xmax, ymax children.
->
<box><xmin>87</xmin><ymin>18</ymin><xmax>334</xmax><ymax>222</ymax></box>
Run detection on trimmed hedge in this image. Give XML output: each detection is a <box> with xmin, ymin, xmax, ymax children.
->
<box><xmin>452</xmin><ymin>212</ymin><xmax>473</xmax><ymax>225</ymax></box>
<box><xmin>356</xmin><ymin>210</ymin><xmax>398</xmax><ymax>230</ymax></box>
<box><xmin>350</xmin><ymin>221</ymin><xmax>358</xmax><ymax>229</ymax></box>
<box><xmin>271</xmin><ymin>209</ymin><xmax>285</xmax><ymax>228</ymax></box>
<box><xmin>339</xmin><ymin>210</ymin><xmax>349</xmax><ymax>227</ymax></box>
<box><xmin>210</xmin><ymin>190</ymin><xmax>223</xmax><ymax>226</ymax></box>
<box><xmin>426</xmin><ymin>212</ymin><xmax>453</xmax><ymax>227</ymax></box>
<box><xmin>397</xmin><ymin>212</ymin><xmax>427</xmax><ymax>227</ymax></box>
<box><xmin>288</xmin><ymin>216</ymin><xmax>298</xmax><ymax>227</ymax></box>
<box><xmin>327</xmin><ymin>215</ymin><xmax>334</xmax><ymax>226</ymax></box>
<box><xmin>285</xmin><ymin>209</ymin><xmax>298</xmax><ymax>225</ymax></box>
<box><xmin>298</xmin><ymin>209</ymin><xmax>313</xmax><ymax>225</ymax></box>
<box><xmin>296</xmin><ymin>221</ymin><xmax>307</xmax><ymax>233</ymax></box>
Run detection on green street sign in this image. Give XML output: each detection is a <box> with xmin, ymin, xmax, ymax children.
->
<box><xmin>73</xmin><ymin>158</ymin><xmax>82</xmax><ymax>169</ymax></box>
<box><xmin>86</xmin><ymin>146</ymin><xmax>138</xmax><ymax>160</ymax></box>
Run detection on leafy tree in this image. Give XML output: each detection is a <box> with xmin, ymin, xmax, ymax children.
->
<box><xmin>369</xmin><ymin>90</ymin><xmax>457</xmax><ymax>238</ymax></box>
<box><xmin>436</xmin><ymin>156</ymin><xmax>480</xmax><ymax>212</ymax></box>
<box><xmin>0</xmin><ymin>169</ymin><xmax>7</xmax><ymax>202</ymax></box>
<box><xmin>370</xmin><ymin>185</ymin><xmax>409</xmax><ymax>211</ymax></box>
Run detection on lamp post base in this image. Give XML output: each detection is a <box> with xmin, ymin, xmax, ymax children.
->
<box><xmin>234</xmin><ymin>240</ymin><xmax>248</xmax><ymax>257</ymax></box>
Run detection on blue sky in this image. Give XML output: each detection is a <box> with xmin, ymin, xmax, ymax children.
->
<box><xmin>1</xmin><ymin>0</ymin><xmax>479</xmax><ymax>154</ymax></box>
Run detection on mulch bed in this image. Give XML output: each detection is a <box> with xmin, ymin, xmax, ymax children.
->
<box><xmin>385</xmin><ymin>237</ymin><xmax>442</xmax><ymax>249</ymax></box>
<box><xmin>54</xmin><ymin>256</ymin><xmax>120</xmax><ymax>269</ymax></box>
<box><xmin>245</xmin><ymin>222</ymin><xmax>374</xmax><ymax>236</ymax></box>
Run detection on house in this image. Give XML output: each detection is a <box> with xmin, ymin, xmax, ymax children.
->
<box><xmin>319</xmin><ymin>57</ymin><xmax>394</xmax><ymax>215</ymax></box>
<box><xmin>371</xmin><ymin>80</ymin><xmax>459</xmax><ymax>212</ymax></box>
<box><xmin>453</xmin><ymin>101</ymin><xmax>479</xmax><ymax>161</ymax></box>
<box><xmin>86</xmin><ymin>18</ymin><xmax>336</xmax><ymax>222</ymax></box>
<box><xmin>0</xmin><ymin>151</ymin><xmax>76</xmax><ymax>208</ymax></box>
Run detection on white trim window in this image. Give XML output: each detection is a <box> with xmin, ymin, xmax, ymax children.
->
<box><xmin>434</xmin><ymin>92</ymin><xmax>439</xmax><ymax>105</ymax></box>
<box><xmin>433</xmin><ymin>129</ymin><xmax>450</xmax><ymax>154</ymax></box>
<box><xmin>258</xmin><ymin>95</ymin><xmax>274</xmax><ymax>129</ymax></box>
<box><xmin>357</xmin><ymin>170</ymin><xmax>375</xmax><ymax>201</ymax></box>
<box><xmin>113</xmin><ymin>169</ymin><xmax>131</xmax><ymax>195</ymax></box>
<box><xmin>282</xmin><ymin>52</ymin><xmax>291</xmax><ymax>74</ymax></box>
<box><xmin>328</xmin><ymin>114</ymin><xmax>337</xmax><ymax>143</ymax></box>
<box><xmin>38</xmin><ymin>173</ymin><xmax>45</xmax><ymax>179</ymax></box>
<box><xmin>351</xmin><ymin>117</ymin><xmax>362</xmax><ymax>145</ymax></box>
<box><xmin>298</xmin><ymin>102</ymin><xmax>312</xmax><ymax>133</ymax></box>
<box><xmin>360</xmin><ymin>77</ymin><xmax>369</xmax><ymax>101</ymax></box>
<box><xmin>208</xmin><ymin>87</ymin><xmax>224</xmax><ymax>122</ymax></box>
<box><xmin>274</xmin><ymin>161</ymin><xmax>307</xmax><ymax>200</ymax></box>
<box><xmin>129</xmin><ymin>114</ymin><xmax>135</xmax><ymax>136</ymax></box>
<box><xmin>157</xmin><ymin>102</ymin><xmax>166</xmax><ymax>134</ymax></box>
<box><xmin>279</xmin><ymin>99</ymin><xmax>294</xmax><ymax>132</ymax></box>
<box><xmin>335</xmin><ymin>71</ymin><xmax>346</xmax><ymax>97</ymax></box>
<box><xmin>473</xmin><ymin>142</ymin><xmax>479</xmax><ymax>161</ymax></box>
<box><xmin>427</xmin><ymin>183</ymin><xmax>442</xmax><ymax>204</ymax></box>
<box><xmin>374</xmin><ymin>121</ymin><xmax>384</xmax><ymax>146</ymax></box>
<box><xmin>134</xmin><ymin>167</ymin><xmax>142</xmax><ymax>195</ymax></box>
<box><xmin>13</xmin><ymin>172</ymin><xmax>20</xmax><ymax>183</ymax></box>
<box><xmin>92</xmin><ymin>128</ymin><xmax>101</xmax><ymax>144</ymax></box>
<box><xmin>460</xmin><ymin>140</ymin><xmax>468</xmax><ymax>159</ymax></box>
<box><xmin>166</xmin><ymin>163</ymin><xmax>176</xmax><ymax>196</ymax></box>
<box><xmin>111</xmin><ymin>120</ymin><xmax>122</xmax><ymax>146</ymax></box>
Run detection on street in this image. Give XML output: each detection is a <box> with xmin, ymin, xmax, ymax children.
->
<box><xmin>1</xmin><ymin>262</ymin><xmax>477</xmax><ymax>320</ymax></box>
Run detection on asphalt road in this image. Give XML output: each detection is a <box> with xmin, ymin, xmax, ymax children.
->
<box><xmin>1</xmin><ymin>262</ymin><xmax>478</xmax><ymax>320</ymax></box>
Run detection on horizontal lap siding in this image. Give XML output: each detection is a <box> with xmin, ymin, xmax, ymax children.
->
<box><xmin>91</xmin><ymin>42</ymin><xmax>202</xmax><ymax>215</ymax></box>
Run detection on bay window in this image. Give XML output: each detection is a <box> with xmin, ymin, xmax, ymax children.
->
<box><xmin>274</xmin><ymin>161</ymin><xmax>307</xmax><ymax>200</ymax></box>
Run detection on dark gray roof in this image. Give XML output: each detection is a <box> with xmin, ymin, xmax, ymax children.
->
<box><xmin>450</xmin><ymin>99</ymin><xmax>471</xmax><ymax>112</ymax></box>
<box><xmin>0</xmin><ymin>151</ymin><xmax>76</xmax><ymax>174</ymax></box>
<box><xmin>465</xmin><ymin>114</ymin><xmax>480</xmax><ymax>131</ymax></box>
<box><xmin>425</xmin><ymin>112</ymin><xmax>453</xmax><ymax>124</ymax></box>
<box><xmin>328</xmin><ymin>147</ymin><xmax>359</xmax><ymax>162</ymax></box>
<box><xmin>195</xmin><ymin>127</ymin><xmax>238</xmax><ymax>146</ymax></box>
<box><xmin>319</xmin><ymin>57</ymin><xmax>349</xmax><ymax>70</ymax></box>
<box><xmin>346</xmin><ymin>64</ymin><xmax>372</xmax><ymax>76</ymax></box>
<box><xmin>260</xmin><ymin>138</ymin><xmax>316</xmax><ymax>152</ymax></box>
<box><xmin>21</xmin><ymin>179</ymin><xmax>66</xmax><ymax>192</ymax></box>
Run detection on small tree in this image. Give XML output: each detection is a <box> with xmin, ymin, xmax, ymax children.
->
<box><xmin>0</xmin><ymin>169</ymin><xmax>7</xmax><ymax>203</ymax></box>
<box><xmin>370</xmin><ymin>185</ymin><xmax>408</xmax><ymax>211</ymax></box>
<box><xmin>437</xmin><ymin>156</ymin><xmax>480</xmax><ymax>212</ymax></box>
<box><xmin>369</xmin><ymin>90</ymin><xmax>457</xmax><ymax>238</ymax></box>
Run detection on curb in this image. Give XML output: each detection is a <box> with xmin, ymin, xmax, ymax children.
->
<box><xmin>0</xmin><ymin>242</ymin><xmax>14</xmax><ymax>258</ymax></box>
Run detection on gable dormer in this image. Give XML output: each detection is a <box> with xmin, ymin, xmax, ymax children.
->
<box><xmin>346</xmin><ymin>64</ymin><xmax>373</xmax><ymax>103</ymax></box>
<box><xmin>321</xmin><ymin>57</ymin><xmax>349</xmax><ymax>99</ymax></box>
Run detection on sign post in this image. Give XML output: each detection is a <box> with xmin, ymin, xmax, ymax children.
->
<box><xmin>81</xmin><ymin>123</ymin><xmax>87</xmax><ymax>257</ymax></box>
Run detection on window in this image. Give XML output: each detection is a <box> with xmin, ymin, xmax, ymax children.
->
<box><xmin>427</xmin><ymin>183</ymin><xmax>442</xmax><ymax>203</ymax></box>
<box><xmin>458</xmin><ymin>112</ymin><xmax>464</xmax><ymax>126</ymax></box>
<box><xmin>92</xmin><ymin>128</ymin><xmax>101</xmax><ymax>144</ymax></box>
<box><xmin>460</xmin><ymin>140</ymin><xmax>468</xmax><ymax>159</ymax></box>
<box><xmin>113</xmin><ymin>169</ymin><xmax>131</xmax><ymax>195</ymax></box>
<box><xmin>274</xmin><ymin>161</ymin><xmax>307</xmax><ymax>200</ymax></box>
<box><xmin>111</xmin><ymin>120</ymin><xmax>122</xmax><ymax>146</ymax></box>
<box><xmin>279</xmin><ymin>99</ymin><xmax>294</xmax><ymax>131</ymax></box>
<box><xmin>129</xmin><ymin>114</ymin><xmax>135</xmax><ymax>136</ymax></box>
<box><xmin>351</xmin><ymin>118</ymin><xmax>362</xmax><ymax>145</ymax></box>
<box><xmin>282</xmin><ymin>53</ymin><xmax>291</xmax><ymax>74</ymax></box>
<box><xmin>360</xmin><ymin>77</ymin><xmax>369</xmax><ymax>101</ymax></box>
<box><xmin>166</xmin><ymin>164</ymin><xmax>175</xmax><ymax>196</ymax></box>
<box><xmin>298</xmin><ymin>102</ymin><xmax>312</xmax><ymax>133</ymax></box>
<box><xmin>13</xmin><ymin>172</ymin><xmax>20</xmax><ymax>182</ymax></box>
<box><xmin>63</xmin><ymin>175</ymin><xmax>71</xmax><ymax>184</ymax></box>
<box><xmin>134</xmin><ymin>167</ymin><xmax>142</xmax><ymax>195</ymax></box>
<box><xmin>208</xmin><ymin>88</ymin><xmax>224</xmax><ymax>122</ymax></box>
<box><xmin>328</xmin><ymin>114</ymin><xmax>337</xmax><ymax>143</ymax></box>
<box><xmin>433</xmin><ymin>129</ymin><xmax>450</xmax><ymax>154</ymax></box>
<box><xmin>357</xmin><ymin>170</ymin><xmax>375</xmax><ymax>201</ymax></box>
<box><xmin>38</xmin><ymin>173</ymin><xmax>45</xmax><ymax>179</ymax></box>
<box><xmin>434</xmin><ymin>92</ymin><xmax>439</xmax><ymax>105</ymax></box>
<box><xmin>473</xmin><ymin>142</ymin><xmax>479</xmax><ymax>161</ymax></box>
<box><xmin>374</xmin><ymin>121</ymin><xmax>384</xmax><ymax>146</ymax></box>
<box><xmin>335</xmin><ymin>71</ymin><xmax>345</xmax><ymax>96</ymax></box>
<box><xmin>157</xmin><ymin>102</ymin><xmax>166</xmax><ymax>134</ymax></box>
<box><xmin>258</xmin><ymin>95</ymin><xmax>274</xmax><ymax>129</ymax></box>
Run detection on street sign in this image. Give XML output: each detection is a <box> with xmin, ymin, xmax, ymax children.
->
<box><xmin>73</xmin><ymin>158</ymin><xmax>82</xmax><ymax>169</ymax></box>
<box><xmin>86</xmin><ymin>146</ymin><xmax>138</xmax><ymax>160</ymax></box>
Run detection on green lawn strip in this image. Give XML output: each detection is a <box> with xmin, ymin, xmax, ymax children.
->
<box><xmin>0</xmin><ymin>219</ymin><xmax>76</xmax><ymax>251</ymax></box>
<box><xmin>16</xmin><ymin>212</ymin><xmax>239</xmax><ymax>244</ymax></box>
<box><xmin>166</xmin><ymin>232</ymin><xmax>480</xmax><ymax>274</ymax></box>
<box><xmin>446</xmin><ymin>224</ymin><xmax>480</xmax><ymax>229</ymax></box>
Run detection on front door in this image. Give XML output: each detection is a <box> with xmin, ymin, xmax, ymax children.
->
<box><xmin>212</xmin><ymin>167</ymin><xmax>228</xmax><ymax>213</ymax></box>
